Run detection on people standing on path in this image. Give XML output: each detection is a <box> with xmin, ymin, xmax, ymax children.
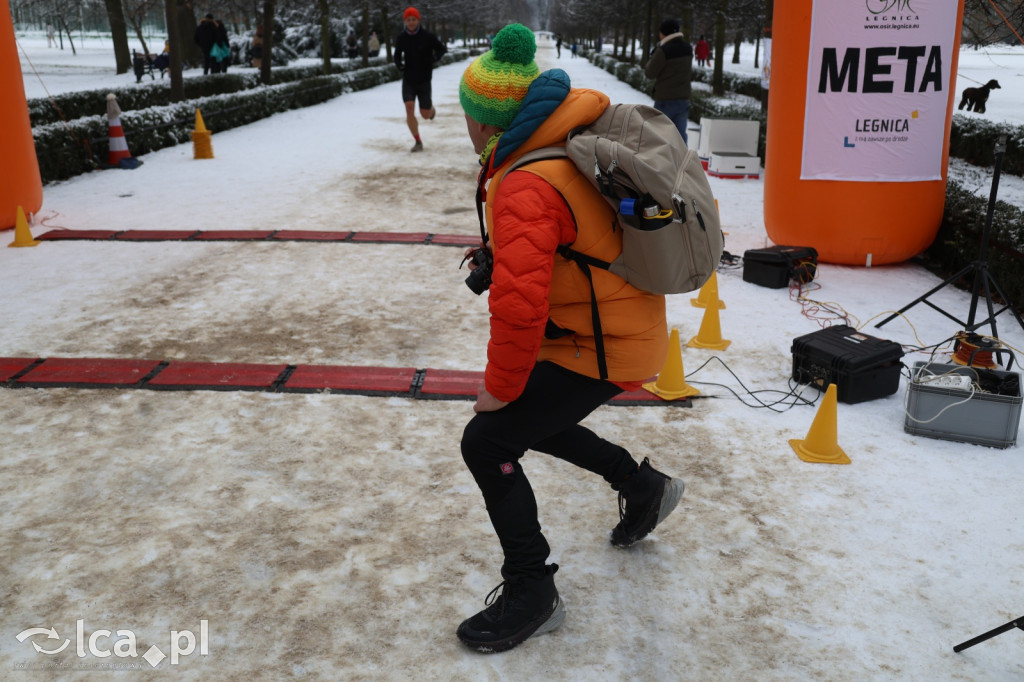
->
<box><xmin>214</xmin><ymin>19</ymin><xmax>230</xmax><ymax>73</ymax></box>
<box><xmin>645</xmin><ymin>18</ymin><xmax>693</xmax><ymax>144</ymax></box>
<box><xmin>47</xmin><ymin>24</ymin><xmax>56</xmax><ymax>48</ymax></box>
<box><xmin>555</xmin><ymin>33</ymin><xmax>561</xmax><ymax>58</ymax></box>
<box><xmin>393</xmin><ymin>6</ymin><xmax>447</xmax><ymax>153</ymax></box>
<box><xmin>194</xmin><ymin>13</ymin><xmax>219</xmax><ymax>75</ymax></box>
<box><xmin>454</xmin><ymin>23</ymin><xmax>684</xmax><ymax>654</ymax></box>
<box><xmin>695</xmin><ymin>35</ymin><xmax>710</xmax><ymax>67</ymax></box>
<box><xmin>250</xmin><ymin>26</ymin><xmax>263</xmax><ymax>68</ymax></box>
<box><xmin>369</xmin><ymin>32</ymin><xmax>380</xmax><ymax>57</ymax></box>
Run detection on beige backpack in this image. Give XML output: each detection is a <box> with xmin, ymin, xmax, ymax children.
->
<box><xmin>512</xmin><ymin>103</ymin><xmax>724</xmax><ymax>295</ymax></box>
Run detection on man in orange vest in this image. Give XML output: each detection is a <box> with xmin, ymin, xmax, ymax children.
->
<box><xmin>455</xmin><ymin>23</ymin><xmax>685</xmax><ymax>653</ymax></box>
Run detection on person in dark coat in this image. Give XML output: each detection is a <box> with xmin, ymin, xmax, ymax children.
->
<box><xmin>194</xmin><ymin>13</ymin><xmax>219</xmax><ymax>74</ymax></box>
<box><xmin>215</xmin><ymin>19</ymin><xmax>230</xmax><ymax>72</ymax></box>
<box><xmin>645</xmin><ymin>18</ymin><xmax>693</xmax><ymax>144</ymax></box>
<box><xmin>393</xmin><ymin>6</ymin><xmax>447</xmax><ymax>152</ymax></box>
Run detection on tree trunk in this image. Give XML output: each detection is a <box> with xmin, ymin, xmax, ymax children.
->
<box><xmin>361</xmin><ymin>1</ymin><xmax>370</xmax><ymax>67</ymax></box>
<box><xmin>260</xmin><ymin>0</ymin><xmax>274</xmax><ymax>85</ymax></box>
<box><xmin>164</xmin><ymin>0</ymin><xmax>183</xmax><ymax>101</ymax></box>
<box><xmin>713</xmin><ymin>5</ymin><xmax>726</xmax><ymax>95</ymax></box>
<box><xmin>381</xmin><ymin>4</ymin><xmax>392</xmax><ymax>61</ymax></box>
<box><xmin>103</xmin><ymin>0</ymin><xmax>132</xmax><ymax>74</ymax></box>
<box><xmin>641</xmin><ymin>0</ymin><xmax>653</xmax><ymax>66</ymax></box>
<box><xmin>59</xmin><ymin>18</ymin><xmax>77</xmax><ymax>55</ymax></box>
<box><xmin>761</xmin><ymin>0</ymin><xmax>772</xmax><ymax>115</ymax></box>
<box><xmin>176</xmin><ymin>0</ymin><xmax>200</xmax><ymax>67</ymax></box>
<box><xmin>127</xmin><ymin>14</ymin><xmax>151</xmax><ymax>59</ymax></box>
<box><xmin>320</xmin><ymin>0</ymin><xmax>331</xmax><ymax>74</ymax></box>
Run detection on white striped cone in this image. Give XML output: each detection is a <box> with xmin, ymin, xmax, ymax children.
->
<box><xmin>106</xmin><ymin>94</ymin><xmax>133</xmax><ymax>166</ymax></box>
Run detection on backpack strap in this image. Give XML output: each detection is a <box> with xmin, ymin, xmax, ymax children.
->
<box><xmin>511</xmin><ymin>148</ymin><xmax>617</xmax><ymax>380</ymax></box>
<box><xmin>507</xmin><ymin>146</ymin><xmax>570</xmax><ymax>172</ymax></box>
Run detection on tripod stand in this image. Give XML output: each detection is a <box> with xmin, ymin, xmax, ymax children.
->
<box><xmin>876</xmin><ymin>135</ymin><xmax>1024</xmax><ymax>341</ymax></box>
<box><xmin>954</xmin><ymin>614</ymin><xmax>1024</xmax><ymax>652</ymax></box>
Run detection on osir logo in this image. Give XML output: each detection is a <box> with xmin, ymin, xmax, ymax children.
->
<box><xmin>867</xmin><ymin>0</ymin><xmax>914</xmax><ymax>15</ymax></box>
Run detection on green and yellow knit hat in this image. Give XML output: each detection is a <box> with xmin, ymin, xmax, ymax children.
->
<box><xmin>459</xmin><ymin>24</ymin><xmax>540</xmax><ymax>129</ymax></box>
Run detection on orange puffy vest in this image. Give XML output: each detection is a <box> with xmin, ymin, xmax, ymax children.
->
<box><xmin>486</xmin><ymin>157</ymin><xmax>668</xmax><ymax>383</ymax></box>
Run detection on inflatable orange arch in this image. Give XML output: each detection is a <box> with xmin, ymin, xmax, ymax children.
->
<box><xmin>1</xmin><ymin>0</ymin><xmax>44</xmax><ymax>231</ymax></box>
<box><xmin>763</xmin><ymin>0</ymin><xmax>965</xmax><ymax>266</ymax></box>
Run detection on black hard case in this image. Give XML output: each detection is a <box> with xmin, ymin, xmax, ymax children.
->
<box><xmin>743</xmin><ymin>245</ymin><xmax>818</xmax><ymax>288</ymax></box>
<box><xmin>791</xmin><ymin>325</ymin><xmax>905</xmax><ymax>404</ymax></box>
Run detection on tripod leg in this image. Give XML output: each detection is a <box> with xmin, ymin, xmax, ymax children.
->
<box><xmin>875</xmin><ymin>264</ymin><xmax>973</xmax><ymax>329</ymax></box>
<box><xmin>984</xmin><ymin>271</ymin><xmax>1024</xmax><ymax>336</ymax></box>
<box><xmin>953</xmin><ymin>615</ymin><xmax>1024</xmax><ymax>653</ymax></box>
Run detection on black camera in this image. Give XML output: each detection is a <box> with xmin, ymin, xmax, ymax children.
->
<box><xmin>462</xmin><ymin>246</ymin><xmax>493</xmax><ymax>295</ymax></box>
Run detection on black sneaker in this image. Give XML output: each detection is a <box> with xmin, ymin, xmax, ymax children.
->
<box><xmin>456</xmin><ymin>564</ymin><xmax>565</xmax><ymax>653</ymax></box>
<box><xmin>410</xmin><ymin>140</ymin><xmax>423</xmax><ymax>152</ymax></box>
<box><xmin>610</xmin><ymin>458</ymin><xmax>684</xmax><ymax>548</ymax></box>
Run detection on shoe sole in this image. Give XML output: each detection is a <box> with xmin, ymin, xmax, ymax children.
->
<box><xmin>459</xmin><ymin>597</ymin><xmax>566</xmax><ymax>653</ymax></box>
<box><xmin>611</xmin><ymin>477</ymin><xmax>685</xmax><ymax>548</ymax></box>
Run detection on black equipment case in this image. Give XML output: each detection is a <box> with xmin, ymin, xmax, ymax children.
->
<box><xmin>791</xmin><ymin>325</ymin><xmax>905</xmax><ymax>404</ymax></box>
<box><xmin>743</xmin><ymin>245</ymin><xmax>818</xmax><ymax>288</ymax></box>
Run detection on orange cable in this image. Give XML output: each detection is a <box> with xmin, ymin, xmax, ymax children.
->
<box><xmin>987</xmin><ymin>0</ymin><xmax>1024</xmax><ymax>46</ymax></box>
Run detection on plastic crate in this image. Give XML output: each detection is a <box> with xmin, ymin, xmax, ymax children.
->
<box><xmin>905</xmin><ymin>362</ymin><xmax>1022</xmax><ymax>448</ymax></box>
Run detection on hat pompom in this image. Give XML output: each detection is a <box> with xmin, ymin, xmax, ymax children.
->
<box><xmin>491</xmin><ymin>23</ymin><xmax>536</xmax><ymax>65</ymax></box>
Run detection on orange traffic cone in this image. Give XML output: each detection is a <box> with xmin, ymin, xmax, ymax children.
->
<box><xmin>8</xmin><ymin>206</ymin><xmax>39</xmax><ymax>248</ymax></box>
<box><xmin>687</xmin><ymin>301</ymin><xmax>731</xmax><ymax>350</ymax></box>
<box><xmin>789</xmin><ymin>384</ymin><xmax>850</xmax><ymax>464</ymax></box>
<box><xmin>642</xmin><ymin>328</ymin><xmax>699</xmax><ymax>400</ymax></box>
<box><xmin>191</xmin><ymin>109</ymin><xmax>214</xmax><ymax>159</ymax></box>
<box><xmin>106</xmin><ymin>94</ymin><xmax>141</xmax><ymax>169</ymax></box>
<box><xmin>691</xmin><ymin>271</ymin><xmax>725</xmax><ymax>309</ymax></box>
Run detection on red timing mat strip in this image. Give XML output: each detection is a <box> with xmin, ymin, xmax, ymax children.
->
<box><xmin>36</xmin><ymin>229</ymin><xmax>480</xmax><ymax>246</ymax></box>
<box><xmin>3</xmin><ymin>357</ymin><xmax>690</xmax><ymax>406</ymax></box>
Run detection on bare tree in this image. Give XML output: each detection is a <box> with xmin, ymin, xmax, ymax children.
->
<box><xmin>123</xmin><ymin>0</ymin><xmax>164</xmax><ymax>58</ymax></box>
<box><xmin>164</xmin><ymin>0</ymin><xmax>183</xmax><ymax>100</ymax></box>
<box><xmin>260</xmin><ymin>0</ymin><xmax>274</xmax><ymax>84</ymax></box>
<box><xmin>101</xmin><ymin>0</ymin><xmax>133</xmax><ymax>73</ymax></box>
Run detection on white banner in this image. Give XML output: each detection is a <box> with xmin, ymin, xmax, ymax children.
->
<box><xmin>801</xmin><ymin>0</ymin><xmax>959</xmax><ymax>181</ymax></box>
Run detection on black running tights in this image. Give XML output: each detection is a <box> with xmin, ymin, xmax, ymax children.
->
<box><xmin>461</xmin><ymin>361</ymin><xmax>638</xmax><ymax>578</ymax></box>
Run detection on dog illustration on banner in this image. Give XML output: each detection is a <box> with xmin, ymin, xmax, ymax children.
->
<box><xmin>958</xmin><ymin>79</ymin><xmax>1001</xmax><ymax>114</ymax></box>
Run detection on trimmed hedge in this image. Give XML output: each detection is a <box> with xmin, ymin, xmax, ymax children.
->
<box><xmin>32</xmin><ymin>50</ymin><xmax>475</xmax><ymax>184</ymax></box>
<box><xmin>27</xmin><ymin>56</ymin><xmax>394</xmax><ymax>127</ymax></box>
<box><xmin>924</xmin><ymin>180</ymin><xmax>1024</xmax><ymax>315</ymax></box>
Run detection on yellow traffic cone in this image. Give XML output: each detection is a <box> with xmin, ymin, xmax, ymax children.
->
<box><xmin>8</xmin><ymin>206</ymin><xmax>39</xmax><ymax>248</ymax></box>
<box><xmin>642</xmin><ymin>328</ymin><xmax>699</xmax><ymax>400</ymax></box>
<box><xmin>691</xmin><ymin>271</ymin><xmax>725</xmax><ymax>309</ymax></box>
<box><xmin>789</xmin><ymin>384</ymin><xmax>850</xmax><ymax>464</ymax></box>
<box><xmin>687</xmin><ymin>302</ymin><xmax>731</xmax><ymax>350</ymax></box>
<box><xmin>191</xmin><ymin>108</ymin><xmax>214</xmax><ymax>159</ymax></box>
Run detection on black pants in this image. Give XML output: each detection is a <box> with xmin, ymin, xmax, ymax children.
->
<box><xmin>461</xmin><ymin>362</ymin><xmax>638</xmax><ymax>578</ymax></box>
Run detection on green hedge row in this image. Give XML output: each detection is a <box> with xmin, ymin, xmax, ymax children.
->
<box><xmin>589</xmin><ymin>51</ymin><xmax>1023</xmax><ymax>317</ymax></box>
<box><xmin>925</xmin><ymin>181</ymin><xmax>1024</xmax><ymax>316</ymax></box>
<box><xmin>27</xmin><ymin>56</ymin><xmax>393</xmax><ymax>127</ymax></box>
<box><xmin>32</xmin><ymin>50</ymin><xmax>475</xmax><ymax>185</ymax></box>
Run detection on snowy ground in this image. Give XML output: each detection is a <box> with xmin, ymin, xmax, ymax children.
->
<box><xmin>3</xmin><ymin>32</ymin><xmax>1023</xmax><ymax>680</ymax></box>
